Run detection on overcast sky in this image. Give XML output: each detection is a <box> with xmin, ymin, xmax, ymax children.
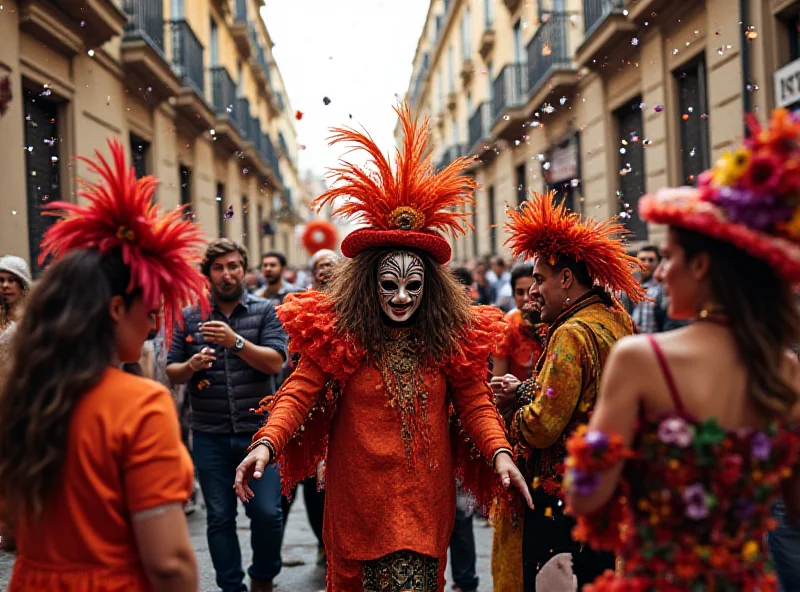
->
<box><xmin>262</xmin><ymin>0</ymin><xmax>430</xmax><ymax>182</ymax></box>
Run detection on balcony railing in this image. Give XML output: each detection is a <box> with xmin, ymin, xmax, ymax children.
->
<box><xmin>584</xmin><ymin>0</ymin><xmax>625</xmax><ymax>37</ymax></box>
<box><xmin>210</xmin><ymin>66</ymin><xmax>237</xmax><ymax>121</ymax></box>
<box><xmin>278</xmin><ymin>132</ymin><xmax>289</xmax><ymax>157</ymax></box>
<box><xmin>123</xmin><ymin>0</ymin><xmax>165</xmax><ymax>52</ymax></box>
<box><xmin>468</xmin><ymin>102</ymin><xmax>492</xmax><ymax>149</ymax></box>
<box><xmin>168</xmin><ymin>20</ymin><xmax>205</xmax><ymax>97</ymax></box>
<box><xmin>527</xmin><ymin>13</ymin><xmax>571</xmax><ymax>95</ymax></box>
<box><xmin>238</xmin><ymin>98</ymin><xmax>255</xmax><ymax>139</ymax></box>
<box><xmin>234</xmin><ymin>0</ymin><xmax>247</xmax><ymax>20</ymax></box>
<box><xmin>492</xmin><ymin>63</ymin><xmax>527</xmax><ymax>124</ymax></box>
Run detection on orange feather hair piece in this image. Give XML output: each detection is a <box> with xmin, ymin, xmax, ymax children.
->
<box><xmin>314</xmin><ymin>103</ymin><xmax>476</xmax><ymax>236</ymax></box>
<box><xmin>505</xmin><ymin>192</ymin><xmax>646</xmax><ymax>303</ymax></box>
<box><xmin>39</xmin><ymin>139</ymin><xmax>210</xmax><ymax>344</ymax></box>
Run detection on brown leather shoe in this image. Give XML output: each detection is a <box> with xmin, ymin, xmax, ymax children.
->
<box><xmin>250</xmin><ymin>578</ymin><xmax>273</xmax><ymax>592</ymax></box>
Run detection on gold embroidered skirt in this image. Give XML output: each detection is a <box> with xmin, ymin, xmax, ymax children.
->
<box><xmin>362</xmin><ymin>550</ymin><xmax>440</xmax><ymax>592</ymax></box>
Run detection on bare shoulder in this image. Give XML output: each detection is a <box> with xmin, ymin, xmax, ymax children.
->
<box><xmin>609</xmin><ymin>333</ymin><xmax>653</xmax><ymax>364</ymax></box>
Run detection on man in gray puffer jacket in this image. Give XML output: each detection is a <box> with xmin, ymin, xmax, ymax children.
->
<box><xmin>167</xmin><ymin>239</ymin><xmax>287</xmax><ymax>592</ymax></box>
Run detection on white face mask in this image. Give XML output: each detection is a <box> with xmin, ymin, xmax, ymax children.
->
<box><xmin>378</xmin><ymin>251</ymin><xmax>425</xmax><ymax>323</ymax></box>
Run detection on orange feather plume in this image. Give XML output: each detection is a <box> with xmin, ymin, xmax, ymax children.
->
<box><xmin>39</xmin><ymin>139</ymin><xmax>210</xmax><ymax>344</ymax></box>
<box><xmin>314</xmin><ymin>103</ymin><xmax>476</xmax><ymax>236</ymax></box>
<box><xmin>505</xmin><ymin>192</ymin><xmax>645</xmax><ymax>303</ymax></box>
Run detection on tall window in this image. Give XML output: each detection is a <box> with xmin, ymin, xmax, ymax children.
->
<box><xmin>467</xmin><ymin>91</ymin><xmax>473</xmax><ymax>114</ymax></box>
<box><xmin>210</xmin><ymin>18</ymin><xmax>219</xmax><ymax>66</ymax></box>
<box><xmin>487</xmin><ymin>62</ymin><xmax>494</xmax><ymax>103</ymax></box>
<box><xmin>675</xmin><ymin>56</ymin><xmax>710</xmax><ymax>185</ymax></box>
<box><xmin>488</xmin><ymin>185</ymin><xmax>496</xmax><ymax>253</ymax></box>
<box><xmin>216</xmin><ymin>182</ymin><xmax>225</xmax><ymax>238</ymax></box>
<box><xmin>461</xmin><ymin>8</ymin><xmax>471</xmax><ymax>60</ymax></box>
<box><xmin>513</xmin><ymin>20</ymin><xmax>523</xmax><ymax>63</ymax></box>
<box><xmin>257</xmin><ymin>203</ymin><xmax>266</xmax><ymax>260</ymax></box>
<box><xmin>471</xmin><ymin>203</ymin><xmax>479</xmax><ymax>258</ymax></box>
<box><xmin>447</xmin><ymin>45</ymin><xmax>455</xmax><ymax>92</ymax></box>
<box><xmin>615</xmin><ymin>98</ymin><xmax>648</xmax><ymax>240</ymax></box>
<box><xmin>24</xmin><ymin>88</ymin><xmax>61</xmax><ymax>274</ymax></box>
<box><xmin>237</xmin><ymin>63</ymin><xmax>244</xmax><ymax>97</ymax></box>
<box><xmin>130</xmin><ymin>134</ymin><xmax>150</xmax><ymax>180</ymax></box>
<box><xmin>179</xmin><ymin>165</ymin><xmax>193</xmax><ymax>220</ymax></box>
<box><xmin>242</xmin><ymin>195</ymin><xmax>250</xmax><ymax>244</ymax></box>
<box><xmin>516</xmin><ymin>163</ymin><xmax>526</xmax><ymax>206</ymax></box>
<box><xmin>171</xmin><ymin>0</ymin><xmax>184</xmax><ymax>18</ymax></box>
<box><xmin>484</xmin><ymin>0</ymin><xmax>493</xmax><ymax>28</ymax></box>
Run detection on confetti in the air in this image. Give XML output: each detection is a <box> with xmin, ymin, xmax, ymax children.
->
<box><xmin>631</xmin><ymin>37</ymin><xmax>639</xmax><ymax>46</ymax></box>
<box><xmin>542</xmin><ymin>103</ymin><xmax>555</xmax><ymax>114</ymax></box>
<box><xmin>295</xmin><ymin>110</ymin><xmax>304</xmax><ymax>120</ymax></box>
<box><xmin>654</xmin><ymin>105</ymin><xmax>664</xmax><ymax>113</ymax></box>
<box><xmin>323</xmin><ymin>97</ymin><xmax>331</xmax><ymax>106</ymax></box>
<box><xmin>559</xmin><ymin>96</ymin><xmax>567</xmax><ymax>105</ymax></box>
<box><xmin>224</xmin><ymin>205</ymin><xmax>234</xmax><ymax>220</ymax></box>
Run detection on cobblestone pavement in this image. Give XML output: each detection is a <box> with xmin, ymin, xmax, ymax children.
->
<box><xmin>0</xmin><ymin>486</ymin><xmax>495</xmax><ymax>591</ymax></box>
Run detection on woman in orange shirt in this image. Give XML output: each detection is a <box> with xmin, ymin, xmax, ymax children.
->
<box><xmin>0</xmin><ymin>140</ymin><xmax>208</xmax><ymax>591</ymax></box>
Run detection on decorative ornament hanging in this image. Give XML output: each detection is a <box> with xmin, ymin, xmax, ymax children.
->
<box><xmin>301</xmin><ymin>219</ymin><xmax>338</xmax><ymax>255</ymax></box>
<box><xmin>0</xmin><ymin>62</ymin><xmax>13</xmax><ymax>118</ymax></box>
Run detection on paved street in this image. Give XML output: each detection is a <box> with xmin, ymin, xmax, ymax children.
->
<box><xmin>0</xmin><ymin>484</ymin><xmax>495</xmax><ymax>591</ymax></box>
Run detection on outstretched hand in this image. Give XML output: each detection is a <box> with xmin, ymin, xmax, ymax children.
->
<box><xmin>233</xmin><ymin>445</ymin><xmax>272</xmax><ymax>503</ymax></box>
<box><xmin>494</xmin><ymin>451</ymin><xmax>534</xmax><ymax>509</ymax></box>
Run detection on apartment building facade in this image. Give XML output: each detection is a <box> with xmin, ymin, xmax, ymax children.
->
<box><xmin>0</xmin><ymin>0</ymin><xmax>309</xmax><ymax>273</ymax></box>
<box><xmin>401</xmin><ymin>0</ymin><xmax>795</xmax><ymax>264</ymax></box>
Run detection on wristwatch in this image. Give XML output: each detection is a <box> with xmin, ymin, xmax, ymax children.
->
<box><xmin>232</xmin><ymin>334</ymin><xmax>245</xmax><ymax>353</ymax></box>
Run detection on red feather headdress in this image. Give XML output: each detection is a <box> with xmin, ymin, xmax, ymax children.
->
<box><xmin>39</xmin><ymin>139</ymin><xmax>209</xmax><ymax>344</ymax></box>
<box><xmin>313</xmin><ymin>103</ymin><xmax>476</xmax><ymax>264</ymax></box>
<box><xmin>506</xmin><ymin>191</ymin><xmax>645</xmax><ymax>303</ymax></box>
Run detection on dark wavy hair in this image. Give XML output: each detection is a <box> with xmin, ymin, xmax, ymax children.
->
<box><xmin>0</xmin><ymin>248</ymin><xmax>139</xmax><ymax>521</ymax></box>
<box><xmin>326</xmin><ymin>247</ymin><xmax>473</xmax><ymax>361</ymax></box>
<box><xmin>674</xmin><ymin>227</ymin><xmax>800</xmax><ymax>417</ymax></box>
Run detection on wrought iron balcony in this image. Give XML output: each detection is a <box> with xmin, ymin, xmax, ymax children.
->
<box><xmin>468</xmin><ymin>102</ymin><xmax>492</xmax><ymax>152</ymax></box>
<box><xmin>123</xmin><ymin>0</ymin><xmax>164</xmax><ymax>52</ymax></box>
<box><xmin>584</xmin><ymin>0</ymin><xmax>625</xmax><ymax>38</ymax></box>
<box><xmin>492</xmin><ymin>63</ymin><xmax>527</xmax><ymax>126</ymax></box>
<box><xmin>210</xmin><ymin>66</ymin><xmax>237</xmax><ymax>121</ymax></box>
<box><xmin>168</xmin><ymin>19</ymin><xmax>205</xmax><ymax>97</ymax></box>
<box><xmin>527</xmin><ymin>13</ymin><xmax>571</xmax><ymax>96</ymax></box>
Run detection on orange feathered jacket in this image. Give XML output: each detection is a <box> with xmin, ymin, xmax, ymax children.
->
<box><xmin>253</xmin><ymin>290</ymin><xmax>512</xmax><ymax>565</ymax></box>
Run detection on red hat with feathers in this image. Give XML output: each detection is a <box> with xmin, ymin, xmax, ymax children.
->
<box><xmin>39</xmin><ymin>139</ymin><xmax>210</xmax><ymax>344</ymax></box>
<box><xmin>314</xmin><ymin>103</ymin><xmax>476</xmax><ymax>264</ymax></box>
<box><xmin>505</xmin><ymin>191</ymin><xmax>646</xmax><ymax>303</ymax></box>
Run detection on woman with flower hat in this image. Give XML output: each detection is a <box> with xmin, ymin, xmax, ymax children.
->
<box><xmin>564</xmin><ymin>109</ymin><xmax>800</xmax><ymax>591</ymax></box>
<box><xmin>234</xmin><ymin>104</ymin><xmax>533</xmax><ymax>592</ymax></box>
<box><xmin>0</xmin><ymin>140</ymin><xmax>208</xmax><ymax>591</ymax></box>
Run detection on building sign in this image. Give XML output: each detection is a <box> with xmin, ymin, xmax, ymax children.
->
<box><xmin>544</xmin><ymin>134</ymin><xmax>580</xmax><ymax>185</ymax></box>
<box><xmin>774</xmin><ymin>57</ymin><xmax>800</xmax><ymax>109</ymax></box>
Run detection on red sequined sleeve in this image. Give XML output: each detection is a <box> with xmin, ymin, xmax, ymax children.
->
<box><xmin>253</xmin><ymin>355</ymin><xmax>327</xmax><ymax>457</ymax></box>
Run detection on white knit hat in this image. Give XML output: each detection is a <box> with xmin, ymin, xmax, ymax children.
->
<box><xmin>0</xmin><ymin>256</ymin><xmax>32</xmax><ymax>289</ymax></box>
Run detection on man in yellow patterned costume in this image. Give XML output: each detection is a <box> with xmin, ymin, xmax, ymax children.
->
<box><xmin>492</xmin><ymin>192</ymin><xmax>643</xmax><ymax>590</ymax></box>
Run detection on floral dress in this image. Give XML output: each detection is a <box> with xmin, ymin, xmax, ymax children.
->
<box><xmin>565</xmin><ymin>336</ymin><xmax>800</xmax><ymax>591</ymax></box>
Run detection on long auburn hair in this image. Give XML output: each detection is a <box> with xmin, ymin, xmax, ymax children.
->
<box><xmin>326</xmin><ymin>247</ymin><xmax>473</xmax><ymax>361</ymax></box>
<box><xmin>674</xmin><ymin>227</ymin><xmax>800</xmax><ymax>417</ymax></box>
<box><xmin>0</xmin><ymin>248</ymin><xmax>139</xmax><ymax>521</ymax></box>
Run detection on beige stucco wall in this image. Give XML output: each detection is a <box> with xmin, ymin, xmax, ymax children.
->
<box><xmin>1</xmin><ymin>0</ymin><xmax>308</xmax><ymax>271</ymax></box>
<box><xmin>403</xmin><ymin>0</ymin><xmax>796</xmax><ymax>261</ymax></box>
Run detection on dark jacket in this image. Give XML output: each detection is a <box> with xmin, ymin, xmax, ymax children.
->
<box><xmin>167</xmin><ymin>293</ymin><xmax>287</xmax><ymax>434</ymax></box>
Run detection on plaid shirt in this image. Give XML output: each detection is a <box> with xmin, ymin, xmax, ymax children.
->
<box><xmin>631</xmin><ymin>279</ymin><xmax>666</xmax><ymax>334</ymax></box>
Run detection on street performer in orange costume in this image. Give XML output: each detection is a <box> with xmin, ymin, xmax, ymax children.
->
<box><xmin>234</xmin><ymin>104</ymin><xmax>532</xmax><ymax>592</ymax></box>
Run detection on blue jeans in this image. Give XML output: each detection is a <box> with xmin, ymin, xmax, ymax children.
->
<box><xmin>193</xmin><ymin>431</ymin><xmax>283</xmax><ymax>592</ymax></box>
<box><xmin>769</xmin><ymin>500</ymin><xmax>800</xmax><ymax>592</ymax></box>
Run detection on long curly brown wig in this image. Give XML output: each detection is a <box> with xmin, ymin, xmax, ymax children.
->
<box><xmin>675</xmin><ymin>227</ymin><xmax>800</xmax><ymax>418</ymax></box>
<box><xmin>326</xmin><ymin>247</ymin><xmax>473</xmax><ymax>361</ymax></box>
<box><xmin>0</xmin><ymin>248</ymin><xmax>139</xmax><ymax>522</ymax></box>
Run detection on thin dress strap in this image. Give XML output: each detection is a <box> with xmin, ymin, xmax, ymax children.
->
<box><xmin>646</xmin><ymin>334</ymin><xmax>687</xmax><ymax>417</ymax></box>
